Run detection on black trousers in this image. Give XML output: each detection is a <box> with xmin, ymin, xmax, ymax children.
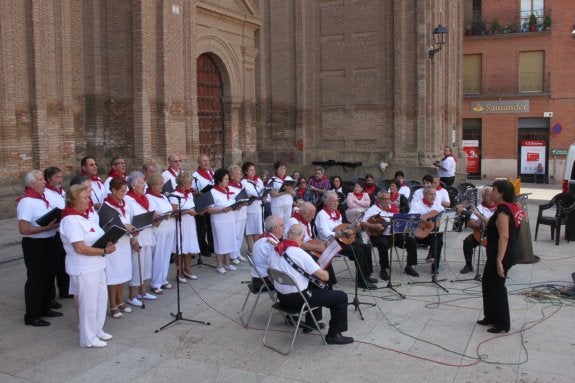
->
<box><xmin>371</xmin><ymin>234</ymin><xmax>418</xmax><ymax>269</ymax></box>
<box><xmin>416</xmin><ymin>232</ymin><xmax>443</xmax><ymax>269</ymax></box>
<box><xmin>463</xmin><ymin>234</ymin><xmax>480</xmax><ymax>266</ymax></box>
<box><xmin>440</xmin><ymin>176</ymin><xmax>455</xmax><ymax>187</ymax></box>
<box><xmin>251</xmin><ymin>276</ymin><xmax>275</xmax><ymax>292</ymax></box>
<box><xmin>22</xmin><ymin>236</ymin><xmax>58</xmax><ymax>320</ymax></box>
<box><xmin>277</xmin><ymin>285</ymin><xmax>348</xmax><ymax>335</ymax></box>
<box><xmin>50</xmin><ymin>233</ymin><xmax>70</xmax><ymax>300</ymax></box>
<box><xmin>195</xmin><ymin>213</ymin><xmax>214</xmax><ymax>255</ymax></box>
<box><xmin>340</xmin><ymin>242</ymin><xmax>372</xmax><ymax>283</ymax></box>
<box><xmin>481</xmin><ymin>256</ymin><xmax>511</xmax><ymax>331</ymax></box>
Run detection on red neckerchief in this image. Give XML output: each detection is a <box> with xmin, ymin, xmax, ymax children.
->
<box><xmin>17</xmin><ymin>187</ymin><xmax>49</xmax><ymax>208</ymax></box>
<box><xmin>229</xmin><ymin>181</ymin><xmax>242</xmax><ymax>189</ymax></box>
<box><xmin>45</xmin><ymin>184</ymin><xmax>64</xmax><ymax>196</ymax></box>
<box><xmin>481</xmin><ymin>202</ymin><xmax>496</xmax><ymax>212</ymax></box>
<box><xmin>274</xmin><ymin>174</ymin><xmax>286</xmax><ymax>181</ymax></box>
<box><xmin>88</xmin><ymin>200</ymin><xmax>95</xmax><ymax>214</ymax></box>
<box><xmin>107</xmin><ymin>169</ymin><xmax>125</xmax><ymax>179</ymax></box>
<box><xmin>436</xmin><ymin>185</ymin><xmax>443</xmax><ymax>191</ymax></box>
<box><xmin>82</xmin><ymin>172</ymin><xmax>103</xmax><ymax>189</ymax></box>
<box><xmin>401</xmin><ymin>181</ymin><xmax>407</xmax><ymax>187</ymax></box>
<box><xmin>298</xmin><ymin>188</ymin><xmax>305</xmax><ymax>199</ymax></box>
<box><xmin>323</xmin><ymin>207</ymin><xmax>341</xmax><ymax>221</ymax></box>
<box><xmin>257</xmin><ymin>231</ymin><xmax>279</xmax><ymax>241</ymax></box>
<box><xmin>292</xmin><ymin>212</ymin><xmax>311</xmax><ymax>236</ymax></box>
<box><xmin>127</xmin><ymin>190</ymin><xmax>150</xmax><ymax>210</ymax></box>
<box><xmin>174</xmin><ymin>187</ymin><xmax>192</xmax><ymax>201</ymax></box>
<box><xmin>423</xmin><ymin>198</ymin><xmax>434</xmax><ymax>207</ymax></box>
<box><xmin>61</xmin><ymin>207</ymin><xmax>89</xmax><ymax>219</ymax></box>
<box><xmin>146</xmin><ymin>189</ymin><xmax>164</xmax><ymax>199</ymax></box>
<box><xmin>390</xmin><ymin>191</ymin><xmax>399</xmax><ymax>202</ymax></box>
<box><xmin>377</xmin><ymin>201</ymin><xmax>399</xmax><ymax>213</ymax></box>
<box><xmin>167</xmin><ymin>167</ymin><xmax>180</xmax><ymax>178</ymax></box>
<box><xmin>442</xmin><ymin>154</ymin><xmax>457</xmax><ymax>162</ymax></box>
<box><xmin>498</xmin><ymin>202</ymin><xmax>525</xmax><ymax>229</ymax></box>
<box><xmin>196</xmin><ymin>168</ymin><xmax>214</xmax><ymax>182</ymax></box>
<box><xmin>353</xmin><ymin>191</ymin><xmax>364</xmax><ymax>200</ymax></box>
<box><xmin>104</xmin><ymin>195</ymin><xmax>126</xmax><ymax>217</ymax></box>
<box><xmin>213</xmin><ymin>185</ymin><xmax>233</xmax><ymax>200</ymax></box>
<box><xmin>243</xmin><ymin>175</ymin><xmax>260</xmax><ymax>183</ymax></box>
<box><xmin>364</xmin><ymin>184</ymin><xmax>377</xmax><ymax>195</ymax></box>
<box><xmin>275</xmin><ymin>239</ymin><xmax>300</xmax><ymax>255</ymax></box>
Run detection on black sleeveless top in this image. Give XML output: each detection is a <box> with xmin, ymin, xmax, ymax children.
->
<box><xmin>486</xmin><ymin>204</ymin><xmax>518</xmax><ymax>269</ymax></box>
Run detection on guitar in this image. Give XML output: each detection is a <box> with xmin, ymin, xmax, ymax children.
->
<box><xmin>333</xmin><ymin>212</ymin><xmax>364</xmax><ymax>245</ymax></box>
<box><xmin>414</xmin><ymin>210</ymin><xmax>441</xmax><ymax>239</ymax></box>
<box><xmin>462</xmin><ymin>201</ymin><xmax>490</xmax><ymax>247</ymax></box>
<box><xmin>366</xmin><ymin>215</ymin><xmax>388</xmax><ymax>237</ymax></box>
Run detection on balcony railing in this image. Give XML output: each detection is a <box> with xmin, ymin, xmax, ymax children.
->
<box><xmin>464</xmin><ymin>9</ymin><xmax>551</xmax><ymax>36</ymax></box>
<box><xmin>463</xmin><ymin>72</ymin><xmax>550</xmax><ymax>95</ymax></box>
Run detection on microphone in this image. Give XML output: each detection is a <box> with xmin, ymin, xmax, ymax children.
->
<box><xmin>167</xmin><ymin>194</ymin><xmax>183</xmax><ymax>200</ymax></box>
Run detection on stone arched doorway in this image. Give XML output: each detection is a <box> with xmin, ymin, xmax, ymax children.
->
<box><xmin>197</xmin><ymin>53</ymin><xmax>225</xmax><ymax>168</ymax></box>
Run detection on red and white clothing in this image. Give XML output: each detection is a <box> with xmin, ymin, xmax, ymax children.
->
<box><xmin>103</xmin><ymin>172</ymin><xmax>126</xmax><ymax>194</ymax></box>
<box><xmin>229</xmin><ymin>182</ymin><xmax>247</xmax><ymax>260</ymax></box>
<box><xmin>251</xmin><ymin>233</ymin><xmax>280</xmax><ymax>279</ymax></box>
<box><xmin>241</xmin><ymin>177</ymin><xmax>265</xmax><ymax>235</ymax></box>
<box><xmin>437</xmin><ymin>156</ymin><xmax>456</xmax><ymax>178</ymax></box>
<box><xmin>409</xmin><ymin>198</ymin><xmax>445</xmax><ymax>217</ymax></box>
<box><xmin>362</xmin><ymin>203</ymin><xmax>395</xmax><ymax>236</ymax></box>
<box><xmin>125</xmin><ymin>193</ymin><xmax>155</xmax><ymax>287</ymax></box>
<box><xmin>101</xmin><ymin>199</ymin><xmax>132</xmax><ymax>285</ymax></box>
<box><xmin>162</xmin><ymin>167</ymin><xmax>181</xmax><ymax>191</ymax></box>
<box><xmin>269</xmin><ymin>245</ymin><xmax>320</xmax><ymax>294</ymax></box>
<box><xmin>168</xmin><ymin>190</ymin><xmax>200</xmax><ymax>254</ymax></box>
<box><xmin>435</xmin><ymin>187</ymin><xmax>451</xmax><ymax>207</ymax></box>
<box><xmin>315</xmin><ymin>208</ymin><xmax>342</xmax><ymax>241</ymax></box>
<box><xmin>17</xmin><ymin>193</ymin><xmax>58</xmax><ymax>239</ymax></box>
<box><xmin>345</xmin><ymin>192</ymin><xmax>371</xmax><ymax>223</ymax></box>
<box><xmin>399</xmin><ymin>184</ymin><xmax>411</xmax><ymax>199</ymax></box>
<box><xmin>193</xmin><ymin>168</ymin><xmax>215</xmax><ymax>192</ymax></box>
<box><xmin>270</xmin><ymin>175</ymin><xmax>294</xmax><ymax>226</ymax></box>
<box><xmin>285</xmin><ymin>214</ymin><xmax>312</xmax><ymax>242</ymax></box>
<box><xmin>147</xmin><ymin>192</ymin><xmax>175</xmax><ymax>290</ymax></box>
<box><xmin>60</xmin><ymin>213</ymin><xmax>107</xmax><ymax>347</ymax></box>
<box><xmin>84</xmin><ymin>175</ymin><xmax>106</xmax><ymax>207</ymax></box>
<box><xmin>210</xmin><ymin>186</ymin><xmax>237</xmax><ymax>254</ymax></box>
<box><xmin>470</xmin><ymin>202</ymin><xmax>496</xmax><ymax>223</ymax></box>
<box><xmin>44</xmin><ymin>187</ymin><xmax>66</xmax><ymax>210</ymax></box>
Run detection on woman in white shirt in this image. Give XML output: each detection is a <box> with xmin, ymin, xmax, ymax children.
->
<box><xmin>269</xmin><ymin>161</ymin><xmax>295</xmax><ymax>225</ymax></box>
<box><xmin>60</xmin><ymin>184</ymin><xmax>116</xmax><ymax>347</ymax></box>
<box><xmin>241</xmin><ymin>161</ymin><xmax>265</xmax><ymax>255</ymax></box>
<box><xmin>228</xmin><ymin>165</ymin><xmax>248</xmax><ymax>264</ymax></box>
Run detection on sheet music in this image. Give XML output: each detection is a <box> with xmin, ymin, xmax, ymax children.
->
<box><xmin>317</xmin><ymin>240</ymin><xmax>343</xmax><ymax>270</ymax></box>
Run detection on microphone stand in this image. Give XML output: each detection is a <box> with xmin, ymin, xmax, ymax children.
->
<box><xmin>347</xmin><ymin>244</ymin><xmax>376</xmax><ymax>320</ymax></box>
<box><xmin>376</xmin><ymin>217</ymin><xmax>411</xmax><ymax>299</ymax></box>
<box><xmin>156</xmin><ymin>194</ymin><xmax>210</xmax><ymax>333</ymax></box>
<box><xmin>451</xmin><ymin>224</ymin><xmax>484</xmax><ymax>283</ymax></box>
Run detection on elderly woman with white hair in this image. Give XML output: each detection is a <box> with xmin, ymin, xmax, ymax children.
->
<box><xmin>125</xmin><ymin>171</ymin><xmax>157</xmax><ymax>307</ymax></box>
<box><xmin>17</xmin><ymin>170</ymin><xmax>61</xmax><ymax>327</ymax></box>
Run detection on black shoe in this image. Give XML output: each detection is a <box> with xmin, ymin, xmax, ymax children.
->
<box><xmin>476</xmin><ymin>318</ymin><xmax>494</xmax><ymax>326</ymax></box>
<box><xmin>50</xmin><ymin>300</ymin><xmax>62</xmax><ymax>309</ymax></box>
<box><xmin>379</xmin><ymin>270</ymin><xmax>389</xmax><ymax>281</ymax></box>
<box><xmin>367</xmin><ymin>276</ymin><xmax>378</xmax><ymax>284</ymax></box>
<box><xmin>487</xmin><ymin>327</ymin><xmax>509</xmax><ymax>334</ymax></box>
<box><xmin>25</xmin><ymin>317</ymin><xmax>50</xmax><ymax>327</ymax></box>
<box><xmin>59</xmin><ymin>294</ymin><xmax>74</xmax><ymax>299</ymax></box>
<box><xmin>404</xmin><ymin>265</ymin><xmax>419</xmax><ymax>277</ymax></box>
<box><xmin>325</xmin><ymin>333</ymin><xmax>354</xmax><ymax>345</ymax></box>
<box><xmin>460</xmin><ymin>264</ymin><xmax>473</xmax><ymax>274</ymax></box>
<box><xmin>357</xmin><ymin>282</ymin><xmax>377</xmax><ymax>290</ymax></box>
<box><xmin>425</xmin><ymin>254</ymin><xmax>434</xmax><ymax>263</ymax></box>
<box><xmin>42</xmin><ymin>310</ymin><xmax>63</xmax><ymax>318</ymax></box>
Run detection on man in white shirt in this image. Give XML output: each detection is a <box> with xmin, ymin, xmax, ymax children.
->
<box><xmin>250</xmin><ymin>215</ymin><xmax>283</xmax><ymax>290</ymax></box>
<box><xmin>410</xmin><ymin>174</ymin><xmax>433</xmax><ymax>206</ymax></box>
<box><xmin>269</xmin><ymin>224</ymin><xmax>354</xmax><ymax>345</ymax></box>
<box><xmin>433</xmin><ymin>146</ymin><xmax>456</xmax><ymax>186</ymax></box>
<box><xmin>161</xmin><ymin>153</ymin><xmax>182</xmax><ymax>192</ymax></box>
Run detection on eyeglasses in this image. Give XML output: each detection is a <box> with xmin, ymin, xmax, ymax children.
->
<box><xmin>172</xmin><ymin>160</ymin><xmax>182</xmax><ymax>163</ymax></box>
<box><xmin>113</xmin><ymin>162</ymin><xmax>125</xmax><ymax>166</ymax></box>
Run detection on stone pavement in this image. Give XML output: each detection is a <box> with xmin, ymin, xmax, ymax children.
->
<box><xmin>1</xmin><ymin>183</ymin><xmax>574</xmax><ymax>383</ymax></box>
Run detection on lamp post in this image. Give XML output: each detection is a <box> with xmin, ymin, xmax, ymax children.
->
<box><xmin>429</xmin><ymin>25</ymin><xmax>449</xmax><ymax>59</ymax></box>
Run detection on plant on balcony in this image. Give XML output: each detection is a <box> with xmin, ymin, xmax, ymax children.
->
<box><xmin>471</xmin><ymin>16</ymin><xmax>486</xmax><ymax>35</ymax></box>
<box><xmin>464</xmin><ymin>25</ymin><xmax>472</xmax><ymax>36</ymax></box>
<box><xmin>543</xmin><ymin>14</ymin><xmax>551</xmax><ymax>31</ymax></box>
<box><xmin>491</xmin><ymin>18</ymin><xmax>502</xmax><ymax>34</ymax></box>
<box><xmin>528</xmin><ymin>13</ymin><xmax>537</xmax><ymax>32</ymax></box>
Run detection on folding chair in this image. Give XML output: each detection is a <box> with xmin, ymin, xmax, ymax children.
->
<box><xmin>262</xmin><ymin>268</ymin><xmax>326</xmax><ymax>355</ymax></box>
<box><xmin>239</xmin><ymin>254</ymin><xmax>276</xmax><ymax>328</ymax></box>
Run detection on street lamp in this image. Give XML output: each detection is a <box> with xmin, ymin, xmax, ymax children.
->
<box><xmin>429</xmin><ymin>25</ymin><xmax>449</xmax><ymax>59</ymax></box>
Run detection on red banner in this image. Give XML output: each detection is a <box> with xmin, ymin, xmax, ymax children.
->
<box><xmin>463</xmin><ymin>146</ymin><xmax>480</xmax><ymax>174</ymax></box>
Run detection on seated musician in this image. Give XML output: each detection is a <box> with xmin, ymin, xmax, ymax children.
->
<box><xmin>409</xmin><ymin>186</ymin><xmax>445</xmax><ymax>275</ymax></box>
<box><xmin>250</xmin><ymin>215</ymin><xmax>284</xmax><ymax>290</ymax></box>
<box><xmin>361</xmin><ymin>191</ymin><xmax>420</xmax><ymax>280</ymax></box>
<box><xmin>307</xmin><ymin>167</ymin><xmax>331</xmax><ymax>205</ymax></box>
<box><xmin>458</xmin><ymin>187</ymin><xmax>496</xmax><ymax>274</ymax></box>
<box><xmin>410</xmin><ymin>175</ymin><xmax>433</xmax><ymax>206</ymax></box>
<box><xmin>432</xmin><ymin>176</ymin><xmax>451</xmax><ymax>209</ymax></box>
<box><xmin>286</xmin><ymin>201</ymin><xmax>337</xmax><ymax>287</ymax></box>
<box><xmin>315</xmin><ymin>191</ymin><xmax>377</xmax><ymax>290</ymax></box>
<box><xmin>269</xmin><ymin>224</ymin><xmax>354</xmax><ymax>345</ymax></box>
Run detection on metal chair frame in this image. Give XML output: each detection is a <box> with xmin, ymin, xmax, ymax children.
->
<box><xmin>239</xmin><ymin>254</ymin><xmax>276</xmax><ymax>328</ymax></box>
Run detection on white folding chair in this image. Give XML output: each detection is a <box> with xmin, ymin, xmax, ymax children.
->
<box><xmin>262</xmin><ymin>268</ymin><xmax>326</xmax><ymax>355</ymax></box>
<box><xmin>239</xmin><ymin>254</ymin><xmax>276</xmax><ymax>328</ymax></box>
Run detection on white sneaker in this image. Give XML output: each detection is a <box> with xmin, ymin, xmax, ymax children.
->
<box><xmin>98</xmin><ymin>332</ymin><xmax>113</xmax><ymax>341</ymax></box>
<box><xmin>237</xmin><ymin>255</ymin><xmax>247</xmax><ymax>262</ymax></box>
<box><xmin>216</xmin><ymin>267</ymin><xmax>227</xmax><ymax>274</ymax></box>
<box><xmin>230</xmin><ymin>258</ymin><xmax>241</xmax><ymax>265</ymax></box>
<box><xmin>119</xmin><ymin>304</ymin><xmax>132</xmax><ymax>313</ymax></box>
<box><xmin>137</xmin><ymin>293</ymin><xmax>157</xmax><ymax>300</ymax></box>
<box><xmin>224</xmin><ymin>264</ymin><xmax>237</xmax><ymax>271</ymax></box>
<box><xmin>127</xmin><ymin>298</ymin><xmax>143</xmax><ymax>307</ymax></box>
<box><xmin>178</xmin><ymin>276</ymin><xmax>188</xmax><ymax>283</ymax></box>
<box><xmin>87</xmin><ymin>339</ymin><xmax>107</xmax><ymax>348</ymax></box>
<box><xmin>183</xmin><ymin>271</ymin><xmax>198</xmax><ymax>280</ymax></box>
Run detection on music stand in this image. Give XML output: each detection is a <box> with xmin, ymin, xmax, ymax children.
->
<box><xmin>155</xmin><ymin>195</ymin><xmax>210</xmax><ymax>333</ymax></box>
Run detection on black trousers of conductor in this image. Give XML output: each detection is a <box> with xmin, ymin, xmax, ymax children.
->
<box><xmin>340</xmin><ymin>242</ymin><xmax>372</xmax><ymax>283</ymax></box>
<box><xmin>481</xmin><ymin>255</ymin><xmax>511</xmax><ymax>331</ymax></box>
<box><xmin>277</xmin><ymin>285</ymin><xmax>348</xmax><ymax>336</ymax></box>
<box><xmin>370</xmin><ymin>234</ymin><xmax>418</xmax><ymax>269</ymax></box>
<box><xmin>22</xmin><ymin>236</ymin><xmax>58</xmax><ymax>320</ymax></box>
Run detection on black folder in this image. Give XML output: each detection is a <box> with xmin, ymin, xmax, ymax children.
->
<box><xmin>162</xmin><ymin>179</ymin><xmax>174</xmax><ymax>194</ymax></box>
<box><xmin>131</xmin><ymin>211</ymin><xmax>155</xmax><ymax>230</ymax></box>
<box><xmin>200</xmin><ymin>184</ymin><xmax>213</xmax><ymax>194</ymax></box>
<box><xmin>278</xmin><ymin>180</ymin><xmax>296</xmax><ymax>192</ymax></box>
<box><xmin>194</xmin><ymin>191</ymin><xmax>215</xmax><ymax>212</ymax></box>
<box><xmin>92</xmin><ymin>225</ymin><xmax>128</xmax><ymax>249</ymax></box>
<box><xmin>35</xmin><ymin>207</ymin><xmax>62</xmax><ymax>226</ymax></box>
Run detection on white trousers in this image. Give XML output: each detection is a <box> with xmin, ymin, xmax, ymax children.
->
<box><xmin>151</xmin><ymin>230</ymin><xmax>175</xmax><ymax>289</ymax></box>
<box><xmin>129</xmin><ymin>245</ymin><xmax>153</xmax><ymax>287</ymax></box>
<box><xmin>73</xmin><ymin>269</ymin><xmax>108</xmax><ymax>347</ymax></box>
<box><xmin>231</xmin><ymin>217</ymin><xmax>247</xmax><ymax>259</ymax></box>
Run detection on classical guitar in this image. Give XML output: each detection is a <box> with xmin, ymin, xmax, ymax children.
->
<box><xmin>464</xmin><ymin>202</ymin><xmax>490</xmax><ymax>247</ymax></box>
<box><xmin>414</xmin><ymin>210</ymin><xmax>441</xmax><ymax>239</ymax></box>
<box><xmin>366</xmin><ymin>215</ymin><xmax>388</xmax><ymax>237</ymax></box>
<box><xmin>334</xmin><ymin>212</ymin><xmax>364</xmax><ymax>245</ymax></box>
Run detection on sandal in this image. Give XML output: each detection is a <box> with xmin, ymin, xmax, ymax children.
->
<box><xmin>110</xmin><ymin>307</ymin><xmax>123</xmax><ymax>319</ymax></box>
<box><xmin>118</xmin><ymin>303</ymin><xmax>132</xmax><ymax>313</ymax></box>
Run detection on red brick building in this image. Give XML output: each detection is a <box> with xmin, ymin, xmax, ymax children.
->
<box><xmin>463</xmin><ymin>0</ymin><xmax>575</xmax><ymax>183</ymax></box>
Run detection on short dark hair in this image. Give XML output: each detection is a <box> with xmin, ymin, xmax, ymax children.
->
<box><xmin>80</xmin><ymin>156</ymin><xmax>94</xmax><ymax>167</ymax></box>
<box><xmin>70</xmin><ymin>175</ymin><xmax>89</xmax><ymax>187</ymax></box>
<box><xmin>493</xmin><ymin>179</ymin><xmax>516</xmax><ymax>203</ymax></box>
<box><xmin>44</xmin><ymin>166</ymin><xmax>62</xmax><ymax>181</ymax></box>
<box><xmin>241</xmin><ymin>161</ymin><xmax>255</xmax><ymax>174</ymax></box>
<box><xmin>214</xmin><ymin>168</ymin><xmax>229</xmax><ymax>184</ymax></box>
<box><xmin>354</xmin><ymin>180</ymin><xmax>365</xmax><ymax>190</ymax></box>
<box><xmin>273</xmin><ymin>161</ymin><xmax>286</xmax><ymax>171</ymax></box>
<box><xmin>109</xmin><ymin>176</ymin><xmax>128</xmax><ymax>191</ymax></box>
<box><xmin>391</xmin><ymin>179</ymin><xmax>401</xmax><ymax>190</ymax></box>
<box><xmin>422</xmin><ymin>174</ymin><xmax>434</xmax><ymax>183</ymax></box>
<box><xmin>394</xmin><ymin>170</ymin><xmax>405</xmax><ymax>178</ymax></box>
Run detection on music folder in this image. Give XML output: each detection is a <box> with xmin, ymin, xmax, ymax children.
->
<box><xmin>162</xmin><ymin>180</ymin><xmax>174</xmax><ymax>194</ymax></box>
<box><xmin>35</xmin><ymin>207</ymin><xmax>62</xmax><ymax>226</ymax></box>
<box><xmin>200</xmin><ymin>184</ymin><xmax>213</xmax><ymax>194</ymax></box>
<box><xmin>194</xmin><ymin>191</ymin><xmax>214</xmax><ymax>212</ymax></box>
<box><xmin>152</xmin><ymin>211</ymin><xmax>173</xmax><ymax>224</ymax></box>
<box><xmin>278</xmin><ymin>180</ymin><xmax>296</xmax><ymax>192</ymax></box>
<box><xmin>98</xmin><ymin>202</ymin><xmax>122</xmax><ymax>229</ymax></box>
<box><xmin>317</xmin><ymin>240</ymin><xmax>343</xmax><ymax>270</ymax></box>
<box><xmin>92</xmin><ymin>225</ymin><xmax>128</xmax><ymax>249</ymax></box>
<box><xmin>131</xmin><ymin>211</ymin><xmax>155</xmax><ymax>231</ymax></box>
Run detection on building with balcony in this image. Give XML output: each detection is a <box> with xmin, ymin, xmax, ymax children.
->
<box><xmin>462</xmin><ymin>0</ymin><xmax>575</xmax><ymax>183</ymax></box>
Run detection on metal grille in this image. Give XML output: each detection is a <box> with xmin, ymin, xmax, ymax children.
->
<box><xmin>197</xmin><ymin>54</ymin><xmax>224</xmax><ymax>168</ymax></box>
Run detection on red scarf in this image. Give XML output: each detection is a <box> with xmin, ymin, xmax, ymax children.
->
<box><xmin>292</xmin><ymin>212</ymin><xmax>311</xmax><ymax>236</ymax></box>
<box><xmin>196</xmin><ymin>168</ymin><xmax>214</xmax><ymax>182</ymax></box>
<box><xmin>167</xmin><ymin>167</ymin><xmax>179</xmax><ymax>178</ymax></box>
<box><xmin>146</xmin><ymin>189</ymin><xmax>164</xmax><ymax>199</ymax></box>
<box><xmin>127</xmin><ymin>190</ymin><xmax>150</xmax><ymax>210</ymax></box>
<box><xmin>17</xmin><ymin>187</ymin><xmax>49</xmax><ymax>208</ymax></box>
<box><xmin>498</xmin><ymin>202</ymin><xmax>525</xmax><ymax>229</ymax></box>
<box><xmin>274</xmin><ymin>174</ymin><xmax>286</xmax><ymax>181</ymax></box>
<box><xmin>323</xmin><ymin>207</ymin><xmax>341</xmax><ymax>221</ymax></box>
<box><xmin>275</xmin><ymin>239</ymin><xmax>300</xmax><ymax>255</ymax></box>
<box><xmin>104</xmin><ymin>195</ymin><xmax>126</xmax><ymax>217</ymax></box>
<box><xmin>45</xmin><ymin>184</ymin><xmax>64</xmax><ymax>196</ymax></box>
<box><xmin>298</xmin><ymin>188</ymin><xmax>306</xmax><ymax>199</ymax></box>
<box><xmin>107</xmin><ymin>169</ymin><xmax>125</xmax><ymax>179</ymax></box>
<box><xmin>229</xmin><ymin>181</ymin><xmax>242</xmax><ymax>189</ymax></box>
<box><xmin>481</xmin><ymin>202</ymin><xmax>496</xmax><ymax>212</ymax></box>
<box><xmin>377</xmin><ymin>202</ymin><xmax>398</xmax><ymax>214</ymax></box>
<box><xmin>423</xmin><ymin>198</ymin><xmax>434</xmax><ymax>207</ymax></box>
<box><xmin>82</xmin><ymin>172</ymin><xmax>103</xmax><ymax>189</ymax></box>
<box><xmin>436</xmin><ymin>185</ymin><xmax>443</xmax><ymax>191</ymax></box>
<box><xmin>174</xmin><ymin>187</ymin><xmax>192</xmax><ymax>201</ymax></box>
<box><xmin>257</xmin><ymin>231</ymin><xmax>279</xmax><ymax>241</ymax></box>
<box><xmin>213</xmin><ymin>185</ymin><xmax>233</xmax><ymax>200</ymax></box>
<box><xmin>353</xmin><ymin>191</ymin><xmax>364</xmax><ymax>200</ymax></box>
<box><xmin>61</xmin><ymin>207</ymin><xmax>89</xmax><ymax>219</ymax></box>
<box><xmin>88</xmin><ymin>200</ymin><xmax>95</xmax><ymax>214</ymax></box>
<box><xmin>390</xmin><ymin>191</ymin><xmax>399</xmax><ymax>202</ymax></box>
<box><xmin>365</xmin><ymin>184</ymin><xmax>377</xmax><ymax>195</ymax></box>
<box><xmin>244</xmin><ymin>175</ymin><xmax>260</xmax><ymax>183</ymax></box>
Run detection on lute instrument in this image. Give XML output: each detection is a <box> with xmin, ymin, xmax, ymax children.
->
<box><xmin>414</xmin><ymin>210</ymin><xmax>441</xmax><ymax>239</ymax></box>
